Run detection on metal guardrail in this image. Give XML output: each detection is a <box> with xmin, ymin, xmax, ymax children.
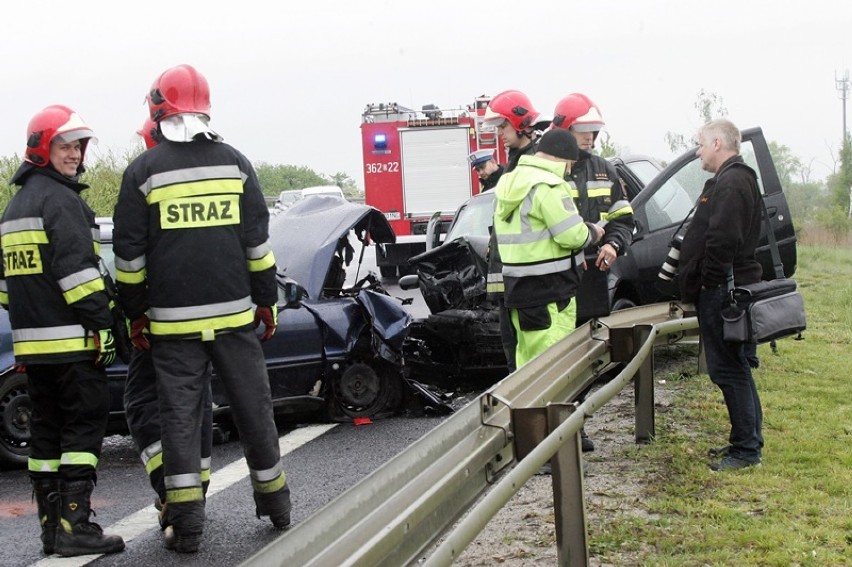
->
<box><xmin>242</xmin><ymin>302</ymin><xmax>700</xmax><ymax>567</ymax></box>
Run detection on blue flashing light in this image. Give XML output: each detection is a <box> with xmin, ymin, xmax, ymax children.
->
<box><xmin>373</xmin><ymin>133</ymin><xmax>387</xmax><ymax>150</ymax></box>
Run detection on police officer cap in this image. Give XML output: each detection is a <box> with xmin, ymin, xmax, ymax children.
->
<box><xmin>468</xmin><ymin>149</ymin><xmax>494</xmax><ymax>167</ymax></box>
<box><xmin>536</xmin><ymin>128</ymin><xmax>579</xmax><ymax>161</ymax></box>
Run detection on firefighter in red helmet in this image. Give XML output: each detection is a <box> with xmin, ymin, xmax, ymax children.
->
<box><xmin>551</xmin><ymin>93</ymin><xmax>632</xmax><ymax>300</ymax></box>
<box><xmin>482</xmin><ymin>90</ymin><xmax>551</xmax><ymax>373</ymax></box>
<box><xmin>483</xmin><ymin>90</ymin><xmax>550</xmax><ymax>173</ymax></box>
<box><xmin>136</xmin><ymin>117</ymin><xmax>161</xmax><ymax>150</ymax></box>
<box><xmin>552</xmin><ymin>93</ymin><xmax>635</xmax><ymax>453</ymax></box>
<box><xmin>120</xmin><ymin>118</ymin><xmax>217</xmax><ymax>549</ymax></box>
<box><xmin>113</xmin><ymin>64</ymin><xmax>291</xmax><ymax>553</ymax></box>
<box><xmin>0</xmin><ymin>105</ymin><xmax>125</xmax><ymax>557</ymax></box>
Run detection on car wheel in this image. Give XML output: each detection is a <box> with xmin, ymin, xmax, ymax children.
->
<box><xmin>611</xmin><ymin>297</ymin><xmax>637</xmax><ymax>312</ymax></box>
<box><xmin>379</xmin><ymin>266</ymin><xmax>397</xmax><ymax>278</ymax></box>
<box><xmin>329</xmin><ymin>362</ymin><xmax>402</xmax><ymax>421</ymax></box>
<box><xmin>0</xmin><ymin>372</ymin><xmax>31</xmax><ymax>468</ymax></box>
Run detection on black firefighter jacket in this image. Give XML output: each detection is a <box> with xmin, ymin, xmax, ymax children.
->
<box><xmin>0</xmin><ymin>164</ymin><xmax>112</xmax><ymax>364</ymax></box>
<box><xmin>113</xmin><ymin>137</ymin><xmax>277</xmax><ymax>341</ymax></box>
<box><xmin>568</xmin><ymin>151</ymin><xmax>633</xmax><ymax>254</ymax></box>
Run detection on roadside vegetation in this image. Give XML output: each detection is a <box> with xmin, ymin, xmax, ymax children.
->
<box><xmin>0</xmin><ymin>149</ymin><xmax>361</xmax><ymax>217</ymax></box>
<box><xmin>592</xmin><ymin>243</ymin><xmax>851</xmax><ymax>566</ymax></box>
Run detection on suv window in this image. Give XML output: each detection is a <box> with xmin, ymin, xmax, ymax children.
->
<box><xmin>645</xmin><ymin>139</ymin><xmax>765</xmax><ymax>232</ymax></box>
<box><xmin>625</xmin><ymin>159</ymin><xmax>664</xmax><ymax>187</ymax></box>
<box><xmin>444</xmin><ymin>194</ymin><xmax>494</xmax><ymax>243</ymax></box>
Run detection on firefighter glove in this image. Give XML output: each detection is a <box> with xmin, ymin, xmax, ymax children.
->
<box><xmin>94</xmin><ymin>329</ymin><xmax>117</xmax><ymax>367</ymax></box>
<box><xmin>130</xmin><ymin>315</ymin><xmax>151</xmax><ymax>351</ymax></box>
<box><xmin>254</xmin><ymin>305</ymin><xmax>278</xmax><ymax>341</ymax></box>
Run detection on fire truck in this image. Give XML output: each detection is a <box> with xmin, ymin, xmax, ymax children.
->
<box><xmin>360</xmin><ymin>96</ymin><xmax>506</xmax><ymax>277</ymax></box>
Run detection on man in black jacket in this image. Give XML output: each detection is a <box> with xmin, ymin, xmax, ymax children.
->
<box><xmin>551</xmin><ymin>93</ymin><xmax>634</xmax><ymax>452</ymax></box>
<box><xmin>114</xmin><ymin>65</ymin><xmax>291</xmax><ymax>553</ymax></box>
<box><xmin>0</xmin><ymin>105</ymin><xmax>124</xmax><ymax>557</ymax></box>
<box><xmin>122</xmin><ymin>118</ymin><xmax>216</xmax><ymax>548</ymax></box>
<box><xmin>468</xmin><ymin>149</ymin><xmax>503</xmax><ymax>192</ymax></box>
<box><xmin>678</xmin><ymin>119</ymin><xmax>764</xmax><ymax>471</ymax></box>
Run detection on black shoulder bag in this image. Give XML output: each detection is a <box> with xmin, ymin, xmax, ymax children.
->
<box><xmin>721</xmin><ymin>194</ymin><xmax>806</xmax><ymax>344</ymax></box>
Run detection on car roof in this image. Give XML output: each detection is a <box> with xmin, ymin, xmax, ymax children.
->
<box><xmin>269</xmin><ymin>196</ymin><xmax>394</xmax><ymax>298</ymax></box>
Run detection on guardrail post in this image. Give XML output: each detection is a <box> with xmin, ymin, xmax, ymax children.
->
<box><xmin>512</xmin><ymin>404</ymin><xmax>589</xmax><ymax>567</ymax></box>
<box><xmin>633</xmin><ymin>324</ymin><xmax>655</xmax><ymax>444</ymax></box>
<box><xmin>548</xmin><ymin>404</ymin><xmax>588</xmax><ymax>567</ymax></box>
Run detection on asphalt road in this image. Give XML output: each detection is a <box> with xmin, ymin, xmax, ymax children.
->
<box><xmin>0</xmin><ymin>244</ymin><xmax>454</xmax><ymax>567</ymax></box>
<box><xmin>1</xmin><ymin>414</ymin><xmax>448</xmax><ymax>566</ymax></box>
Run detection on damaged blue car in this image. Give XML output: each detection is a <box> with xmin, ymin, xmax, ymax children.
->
<box><xmin>0</xmin><ymin>196</ymin><xmax>430</xmax><ymax>467</ymax></box>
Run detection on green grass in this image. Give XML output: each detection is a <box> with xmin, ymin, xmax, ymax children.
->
<box><xmin>591</xmin><ymin>244</ymin><xmax>852</xmax><ymax>566</ymax></box>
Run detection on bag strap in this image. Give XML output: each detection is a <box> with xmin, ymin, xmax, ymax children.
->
<box><xmin>757</xmin><ymin>191</ymin><xmax>785</xmax><ymax>279</ymax></box>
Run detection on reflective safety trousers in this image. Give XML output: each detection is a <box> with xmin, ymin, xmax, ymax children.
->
<box><xmin>27</xmin><ymin>361</ymin><xmax>109</xmax><ymax>481</ymax></box>
<box><xmin>510</xmin><ymin>299</ymin><xmax>577</xmax><ymax>368</ymax></box>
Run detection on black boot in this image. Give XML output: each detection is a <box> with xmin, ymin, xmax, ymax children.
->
<box><xmin>254</xmin><ymin>483</ymin><xmax>291</xmax><ymax>529</ymax></box>
<box><xmin>53</xmin><ymin>480</ymin><xmax>125</xmax><ymax>557</ymax></box>
<box><xmin>162</xmin><ymin>499</ymin><xmax>205</xmax><ymax>553</ymax></box>
<box><xmin>32</xmin><ymin>478</ymin><xmax>60</xmax><ymax>554</ymax></box>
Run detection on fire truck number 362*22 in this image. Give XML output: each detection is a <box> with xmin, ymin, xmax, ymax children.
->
<box><xmin>360</xmin><ymin>96</ymin><xmax>506</xmax><ymax>278</ymax></box>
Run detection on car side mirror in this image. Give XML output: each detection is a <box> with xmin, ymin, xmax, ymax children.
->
<box><xmin>280</xmin><ymin>277</ymin><xmax>308</xmax><ymax>309</ymax></box>
<box><xmin>398</xmin><ymin>274</ymin><xmax>420</xmax><ymax>290</ymax></box>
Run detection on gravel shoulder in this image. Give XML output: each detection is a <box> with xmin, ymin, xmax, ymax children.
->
<box><xmin>451</xmin><ymin>350</ymin><xmax>690</xmax><ymax>566</ymax></box>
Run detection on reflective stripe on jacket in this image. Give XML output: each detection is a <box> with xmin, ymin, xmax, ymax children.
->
<box><xmin>567</xmin><ymin>152</ymin><xmax>633</xmax><ymax>253</ymax></box>
<box><xmin>493</xmin><ymin>155</ymin><xmax>591</xmax><ymax>309</ymax></box>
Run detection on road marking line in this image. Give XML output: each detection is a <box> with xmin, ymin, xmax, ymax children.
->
<box><xmin>30</xmin><ymin>423</ymin><xmax>337</xmax><ymax>567</ymax></box>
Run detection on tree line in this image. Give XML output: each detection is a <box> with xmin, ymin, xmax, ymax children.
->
<box><xmin>0</xmin><ymin>147</ymin><xmax>360</xmax><ymax>218</ymax></box>
<box><xmin>1</xmin><ymin>91</ymin><xmax>850</xmax><ymax>246</ymax></box>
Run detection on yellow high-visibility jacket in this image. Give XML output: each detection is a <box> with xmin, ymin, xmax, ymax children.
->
<box><xmin>494</xmin><ymin>155</ymin><xmax>593</xmax><ymax>309</ymax></box>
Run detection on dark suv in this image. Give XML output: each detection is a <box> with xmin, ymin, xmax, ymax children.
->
<box><xmin>402</xmin><ymin>127</ymin><xmax>797</xmax><ymax>383</ymax></box>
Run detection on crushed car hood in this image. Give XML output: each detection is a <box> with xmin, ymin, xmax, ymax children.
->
<box><xmin>269</xmin><ymin>195</ymin><xmax>395</xmax><ymax>299</ymax></box>
<box><xmin>408</xmin><ymin>235</ymin><xmax>491</xmax><ymax>313</ymax></box>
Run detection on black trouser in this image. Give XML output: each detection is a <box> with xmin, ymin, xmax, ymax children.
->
<box><xmin>152</xmin><ymin>329</ymin><xmax>284</xmax><ymax>530</ymax></box>
<box><xmin>697</xmin><ymin>287</ymin><xmax>763</xmax><ymax>461</ymax></box>
<box><xmin>498</xmin><ymin>298</ymin><xmax>517</xmax><ymax>373</ymax></box>
<box><xmin>27</xmin><ymin>361</ymin><xmax>109</xmax><ymax>481</ymax></box>
<box><xmin>124</xmin><ymin>349</ymin><xmax>214</xmax><ymax>501</ymax></box>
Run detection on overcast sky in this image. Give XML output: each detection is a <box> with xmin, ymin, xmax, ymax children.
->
<box><xmin>2</xmin><ymin>0</ymin><xmax>850</xmax><ymax>186</ymax></box>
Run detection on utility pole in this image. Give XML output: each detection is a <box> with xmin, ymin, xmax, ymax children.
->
<box><xmin>837</xmin><ymin>71</ymin><xmax>852</xmax><ymax>218</ymax></box>
<box><xmin>836</xmin><ymin>70</ymin><xmax>850</xmax><ymax>143</ymax></box>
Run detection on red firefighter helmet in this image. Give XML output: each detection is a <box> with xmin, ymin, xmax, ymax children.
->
<box><xmin>551</xmin><ymin>93</ymin><xmax>605</xmax><ymax>132</ymax></box>
<box><xmin>24</xmin><ymin>105</ymin><xmax>95</xmax><ymax>167</ymax></box>
<box><xmin>137</xmin><ymin>118</ymin><xmax>160</xmax><ymax>150</ymax></box>
<box><xmin>147</xmin><ymin>64</ymin><xmax>211</xmax><ymax>122</ymax></box>
<box><xmin>482</xmin><ymin>90</ymin><xmax>540</xmax><ymax>131</ymax></box>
